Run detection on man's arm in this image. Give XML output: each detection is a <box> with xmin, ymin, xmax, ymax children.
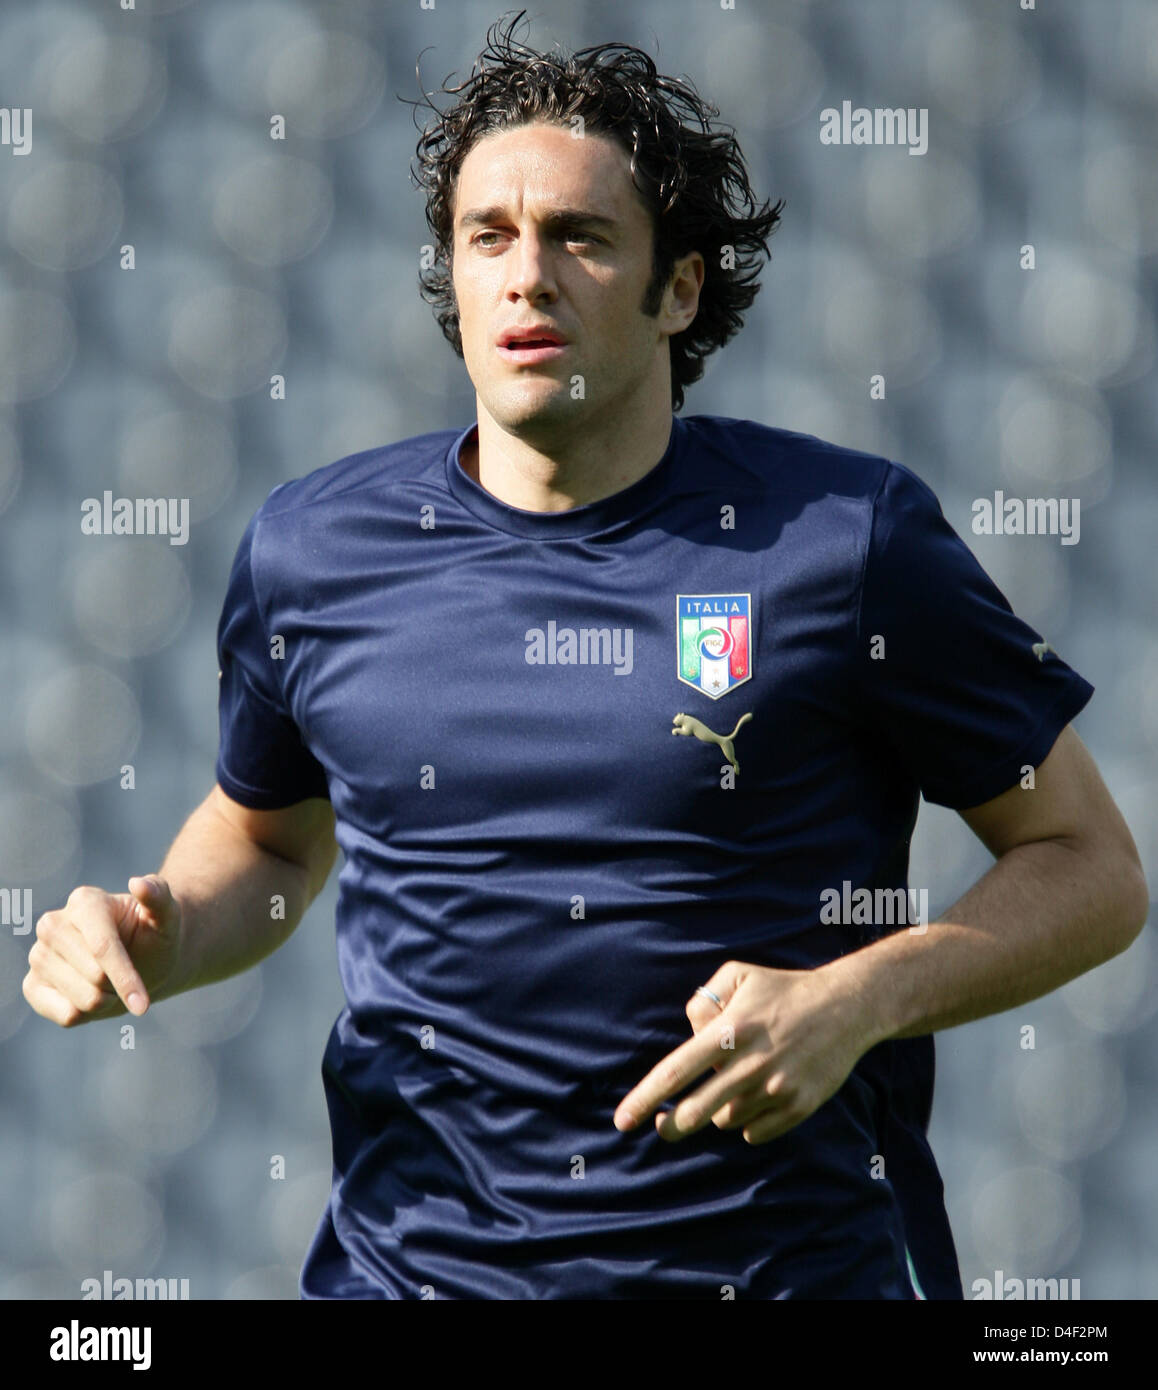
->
<box><xmin>23</xmin><ymin>785</ymin><xmax>338</xmax><ymax>1027</ymax></box>
<box><xmin>157</xmin><ymin>784</ymin><xmax>338</xmax><ymax>995</ymax></box>
<box><xmin>825</xmin><ymin>723</ymin><xmax>1149</xmax><ymax>1043</ymax></box>
<box><xmin>615</xmin><ymin>724</ymin><xmax>1149</xmax><ymax>1143</ymax></box>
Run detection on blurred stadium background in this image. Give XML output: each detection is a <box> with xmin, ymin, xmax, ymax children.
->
<box><xmin>0</xmin><ymin>0</ymin><xmax>1155</xmax><ymax>1299</ymax></box>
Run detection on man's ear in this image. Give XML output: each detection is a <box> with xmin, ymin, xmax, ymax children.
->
<box><xmin>664</xmin><ymin>250</ymin><xmax>705</xmax><ymax>333</ymax></box>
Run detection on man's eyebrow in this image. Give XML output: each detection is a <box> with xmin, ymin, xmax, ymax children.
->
<box><xmin>456</xmin><ymin>206</ymin><xmax>619</xmax><ymax>232</ymax></box>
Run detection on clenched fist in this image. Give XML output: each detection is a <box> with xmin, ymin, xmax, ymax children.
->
<box><xmin>22</xmin><ymin>876</ymin><xmax>183</xmax><ymax>1027</ymax></box>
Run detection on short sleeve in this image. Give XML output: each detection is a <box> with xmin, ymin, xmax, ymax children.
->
<box><xmin>854</xmin><ymin>462</ymin><xmax>1094</xmax><ymax>810</ymax></box>
<box><xmin>215</xmin><ymin>502</ymin><xmax>331</xmax><ymax>809</ymax></box>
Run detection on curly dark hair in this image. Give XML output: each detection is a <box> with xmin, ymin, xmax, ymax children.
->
<box><xmin>406</xmin><ymin>10</ymin><xmax>785</xmax><ymax>412</ymax></box>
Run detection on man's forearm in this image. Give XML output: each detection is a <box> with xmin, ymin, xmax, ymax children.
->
<box><xmin>152</xmin><ymin>798</ymin><xmax>316</xmax><ymax>999</ymax></box>
<box><xmin>824</xmin><ymin>836</ymin><xmax>1149</xmax><ymax>1049</ymax></box>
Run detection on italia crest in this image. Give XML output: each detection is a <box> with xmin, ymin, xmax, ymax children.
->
<box><xmin>676</xmin><ymin>594</ymin><xmax>752</xmax><ymax>699</ymax></box>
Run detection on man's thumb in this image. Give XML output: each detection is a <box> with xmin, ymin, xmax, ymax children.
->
<box><xmin>128</xmin><ymin>874</ymin><xmax>173</xmax><ymax>919</ymax></box>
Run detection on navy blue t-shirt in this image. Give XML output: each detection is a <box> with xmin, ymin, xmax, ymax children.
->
<box><xmin>215</xmin><ymin>413</ymin><xmax>1094</xmax><ymax>1299</ymax></box>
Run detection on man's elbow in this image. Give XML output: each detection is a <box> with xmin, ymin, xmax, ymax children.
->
<box><xmin>1101</xmin><ymin>851</ymin><xmax>1150</xmax><ymax>959</ymax></box>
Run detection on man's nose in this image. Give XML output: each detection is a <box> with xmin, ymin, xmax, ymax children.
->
<box><xmin>505</xmin><ymin>227</ymin><xmax>556</xmax><ymax>301</ymax></box>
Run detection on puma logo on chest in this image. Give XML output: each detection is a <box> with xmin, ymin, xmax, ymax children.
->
<box><xmin>672</xmin><ymin>711</ymin><xmax>753</xmax><ymax>775</ymax></box>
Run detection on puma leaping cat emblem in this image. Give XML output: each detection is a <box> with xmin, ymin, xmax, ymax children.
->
<box><xmin>672</xmin><ymin>711</ymin><xmax>753</xmax><ymax>775</ymax></box>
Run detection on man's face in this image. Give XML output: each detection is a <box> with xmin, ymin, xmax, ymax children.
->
<box><xmin>450</xmin><ymin>120</ymin><xmax>688</xmax><ymax>439</ymax></box>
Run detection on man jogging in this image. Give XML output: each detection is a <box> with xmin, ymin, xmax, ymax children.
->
<box><xmin>23</xmin><ymin>15</ymin><xmax>1147</xmax><ymax>1299</ymax></box>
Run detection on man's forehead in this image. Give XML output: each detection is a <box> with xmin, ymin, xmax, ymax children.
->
<box><xmin>453</xmin><ymin>122</ymin><xmax>640</xmax><ymax>221</ymax></box>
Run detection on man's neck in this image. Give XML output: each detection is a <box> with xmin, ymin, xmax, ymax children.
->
<box><xmin>460</xmin><ymin>396</ymin><xmax>674</xmax><ymax>513</ymax></box>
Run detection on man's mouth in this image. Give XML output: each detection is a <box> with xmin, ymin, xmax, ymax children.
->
<box><xmin>497</xmin><ymin>338</ymin><xmax>569</xmax><ymax>361</ymax></box>
<box><xmin>498</xmin><ymin>323</ymin><xmax>569</xmax><ymax>350</ymax></box>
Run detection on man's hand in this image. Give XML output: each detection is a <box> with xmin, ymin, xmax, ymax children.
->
<box><xmin>612</xmin><ymin>960</ymin><xmax>876</xmax><ymax>1145</ymax></box>
<box><xmin>22</xmin><ymin>877</ymin><xmax>183</xmax><ymax>1027</ymax></box>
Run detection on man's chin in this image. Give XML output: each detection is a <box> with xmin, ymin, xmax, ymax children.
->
<box><xmin>484</xmin><ymin>384</ymin><xmax>586</xmax><ymax>437</ymax></box>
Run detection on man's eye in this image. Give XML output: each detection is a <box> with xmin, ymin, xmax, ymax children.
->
<box><xmin>472</xmin><ymin>230</ymin><xmax>598</xmax><ymax>247</ymax></box>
